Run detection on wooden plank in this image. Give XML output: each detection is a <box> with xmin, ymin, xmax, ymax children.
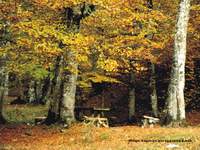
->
<box><xmin>93</xmin><ymin>107</ymin><xmax>110</xmax><ymax>111</ymax></box>
<box><xmin>143</xmin><ymin>115</ymin><xmax>159</xmax><ymax>121</ymax></box>
<box><xmin>75</xmin><ymin>106</ymin><xmax>110</xmax><ymax>111</ymax></box>
<box><xmin>35</xmin><ymin>117</ymin><xmax>46</xmax><ymax>125</ymax></box>
<box><xmin>83</xmin><ymin>116</ymin><xmax>108</xmax><ymax>121</ymax></box>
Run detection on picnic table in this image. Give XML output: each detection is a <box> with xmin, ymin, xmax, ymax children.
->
<box><xmin>75</xmin><ymin>106</ymin><xmax>110</xmax><ymax>118</ymax></box>
<box><xmin>141</xmin><ymin>115</ymin><xmax>159</xmax><ymax>128</ymax></box>
<box><xmin>75</xmin><ymin>106</ymin><xmax>110</xmax><ymax>127</ymax></box>
<box><xmin>93</xmin><ymin>107</ymin><xmax>110</xmax><ymax>117</ymax></box>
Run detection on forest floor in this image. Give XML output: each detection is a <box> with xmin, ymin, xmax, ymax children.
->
<box><xmin>1</xmin><ymin>104</ymin><xmax>200</xmax><ymax>150</ymax></box>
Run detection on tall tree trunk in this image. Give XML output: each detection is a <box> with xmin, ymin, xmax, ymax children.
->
<box><xmin>60</xmin><ymin>51</ymin><xmax>78</xmax><ymax>125</ymax></box>
<box><xmin>164</xmin><ymin>0</ymin><xmax>191</xmax><ymax>125</ymax></box>
<box><xmin>146</xmin><ymin>0</ymin><xmax>158</xmax><ymax>117</ymax></box>
<box><xmin>27</xmin><ymin>80</ymin><xmax>35</xmax><ymax>103</ymax></box>
<box><xmin>0</xmin><ymin>20</ymin><xmax>10</xmax><ymax>123</ymax></box>
<box><xmin>4</xmin><ymin>73</ymin><xmax>9</xmax><ymax>97</ymax></box>
<box><xmin>45</xmin><ymin>56</ymin><xmax>63</xmax><ymax>124</ymax></box>
<box><xmin>0</xmin><ymin>87</ymin><xmax>6</xmax><ymax>124</ymax></box>
<box><xmin>0</xmin><ymin>58</ymin><xmax>7</xmax><ymax>124</ymax></box>
<box><xmin>128</xmin><ymin>69</ymin><xmax>136</xmax><ymax>121</ymax></box>
<box><xmin>150</xmin><ymin>63</ymin><xmax>158</xmax><ymax>117</ymax></box>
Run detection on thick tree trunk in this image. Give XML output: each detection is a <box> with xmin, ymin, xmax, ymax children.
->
<box><xmin>128</xmin><ymin>70</ymin><xmax>136</xmax><ymax>121</ymax></box>
<box><xmin>0</xmin><ymin>87</ymin><xmax>6</xmax><ymax>124</ymax></box>
<box><xmin>0</xmin><ymin>21</ymin><xmax>9</xmax><ymax>123</ymax></box>
<box><xmin>150</xmin><ymin>63</ymin><xmax>158</xmax><ymax>117</ymax></box>
<box><xmin>0</xmin><ymin>58</ymin><xmax>7</xmax><ymax>124</ymax></box>
<box><xmin>60</xmin><ymin>51</ymin><xmax>78</xmax><ymax>126</ymax></box>
<box><xmin>164</xmin><ymin>0</ymin><xmax>190</xmax><ymax>125</ymax></box>
<box><xmin>45</xmin><ymin>56</ymin><xmax>63</xmax><ymax>124</ymax></box>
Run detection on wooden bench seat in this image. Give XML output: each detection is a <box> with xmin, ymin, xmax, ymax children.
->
<box><xmin>142</xmin><ymin>115</ymin><xmax>159</xmax><ymax>128</ymax></box>
<box><xmin>35</xmin><ymin>117</ymin><xmax>46</xmax><ymax>125</ymax></box>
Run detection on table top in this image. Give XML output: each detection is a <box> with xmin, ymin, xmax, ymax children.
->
<box><xmin>75</xmin><ymin>106</ymin><xmax>110</xmax><ymax>111</ymax></box>
<box><xmin>93</xmin><ymin>107</ymin><xmax>110</xmax><ymax>111</ymax></box>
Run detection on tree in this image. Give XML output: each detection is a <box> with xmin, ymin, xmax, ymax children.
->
<box><xmin>0</xmin><ymin>56</ymin><xmax>7</xmax><ymax>124</ymax></box>
<box><xmin>46</xmin><ymin>56</ymin><xmax>63</xmax><ymax>124</ymax></box>
<box><xmin>0</xmin><ymin>1</ymin><xmax>15</xmax><ymax>123</ymax></box>
<box><xmin>149</xmin><ymin>62</ymin><xmax>158</xmax><ymax>117</ymax></box>
<box><xmin>46</xmin><ymin>4</ymin><xmax>95</xmax><ymax>126</ymax></box>
<box><xmin>0</xmin><ymin>22</ymin><xmax>9</xmax><ymax>123</ymax></box>
<box><xmin>128</xmin><ymin>62</ymin><xmax>136</xmax><ymax>121</ymax></box>
<box><xmin>164</xmin><ymin>0</ymin><xmax>191</xmax><ymax>125</ymax></box>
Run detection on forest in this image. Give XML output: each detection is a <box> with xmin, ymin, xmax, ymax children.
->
<box><xmin>0</xmin><ymin>0</ymin><xmax>200</xmax><ymax>149</ymax></box>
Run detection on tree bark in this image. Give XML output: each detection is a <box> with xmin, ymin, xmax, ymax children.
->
<box><xmin>0</xmin><ymin>87</ymin><xmax>6</xmax><ymax>124</ymax></box>
<box><xmin>4</xmin><ymin>73</ymin><xmax>9</xmax><ymax>97</ymax></box>
<box><xmin>128</xmin><ymin>70</ymin><xmax>136</xmax><ymax>121</ymax></box>
<box><xmin>150</xmin><ymin>63</ymin><xmax>158</xmax><ymax>117</ymax></box>
<box><xmin>27</xmin><ymin>80</ymin><xmax>35</xmax><ymax>103</ymax></box>
<box><xmin>60</xmin><ymin>51</ymin><xmax>78</xmax><ymax>125</ymax></box>
<box><xmin>0</xmin><ymin>21</ymin><xmax>10</xmax><ymax>123</ymax></box>
<box><xmin>45</xmin><ymin>56</ymin><xmax>63</xmax><ymax>124</ymax></box>
<box><xmin>164</xmin><ymin>0</ymin><xmax>191</xmax><ymax>125</ymax></box>
<box><xmin>0</xmin><ymin>58</ymin><xmax>7</xmax><ymax>124</ymax></box>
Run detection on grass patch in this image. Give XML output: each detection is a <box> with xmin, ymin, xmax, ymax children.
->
<box><xmin>3</xmin><ymin>104</ymin><xmax>48</xmax><ymax>123</ymax></box>
<box><xmin>99</xmin><ymin>132</ymin><xmax>109</xmax><ymax>140</ymax></box>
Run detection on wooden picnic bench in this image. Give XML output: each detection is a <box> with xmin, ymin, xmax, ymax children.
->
<box><xmin>75</xmin><ymin>106</ymin><xmax>110</xmax><ymax>127</ymax></box>
<box><xmin>141</xmin><ymin>115</ymin><xmax>159</xmax><ymax>128</ymax></box>
<box><xmin>35</xmin><ymin>116</ymin><xmax>46</xmax><ymax>125</ymax></box>
<box><xmin>83</xmin><ymin>115</ymin><xmax>109</xmax><ymax>127</ymax></box>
